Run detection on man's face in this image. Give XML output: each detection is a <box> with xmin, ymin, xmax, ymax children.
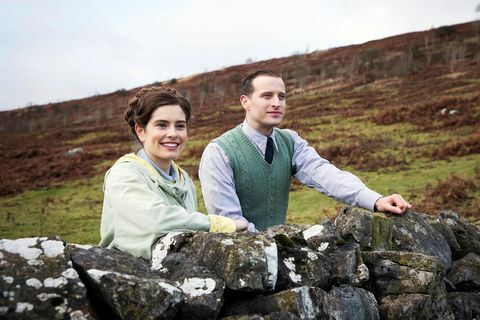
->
<box><xmin>240</xmin><ymin>75</ymin><xmax>286</xmax><ymax>135</ymax></box>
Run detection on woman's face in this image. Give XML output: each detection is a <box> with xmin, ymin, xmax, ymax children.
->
<box><xmin>135</xmin><ymin>104</ymin><xmax>187</xmax><ymax>172</ymax></box>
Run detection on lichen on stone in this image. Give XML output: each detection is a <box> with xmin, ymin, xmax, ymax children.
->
<box><xmin>26</xmin><ymin>278</ymin><xmax>43</xmax><ymax>289</ymax></box>
<box><xmin>15</xmin><ymin>302</ymin><xmax>34</xmax><ymax>313</ymax></box>
<box><xmin>177</xmin><ymin>277</ymin><xmax>216</xmax><ymax>297</ymax></box>
<box><xmin>303</xmin><ymin>225</ymin><xmax>325</xmax><ymax>241</ymax></box>
<box><xmin>43</xmin><ymin>277</ymin><xmax>68</xmax><ymax>288</ymax></box>
<box><xmin>41</xmin><ymin>240</ymin><xmax>65</xmax><ymax>258</ymax></box>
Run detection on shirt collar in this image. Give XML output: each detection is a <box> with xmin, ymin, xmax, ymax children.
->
<box><xmin>241</xmin><ymin>119</ymin><xmax>279</xmax><ymax>152</ymax></box>
<box><xmin>137</xmin><ymin>149</ymin><xmax>178</xmax><ymax>181</ymax></box>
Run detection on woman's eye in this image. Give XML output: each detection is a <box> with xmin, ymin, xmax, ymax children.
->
<box><xmin>176</xmin><ymin>124</ymin><xmax>186</xmax><ymax>130</ymax></box>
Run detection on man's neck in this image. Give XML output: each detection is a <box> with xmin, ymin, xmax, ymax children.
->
<box><xmin>244</xmin><ymin>118</ymin><xmax>274</xmax><ymax>136</ymax></box>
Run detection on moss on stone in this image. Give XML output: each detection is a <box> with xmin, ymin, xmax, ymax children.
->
<box><xmin>273</xmin><ymin>234</ymin><xmax>296</xmax><ymax>248</ymax></box>
<box><xmin>371</xmin><ymin>213</ymin><xmax>394</xmax><ymax>251</ymax></box>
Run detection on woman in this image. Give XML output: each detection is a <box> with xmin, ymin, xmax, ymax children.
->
<box><xmin>100</xmin><ymin>86</ymin><xmax>247</xmax><ymax>259</ymax></box>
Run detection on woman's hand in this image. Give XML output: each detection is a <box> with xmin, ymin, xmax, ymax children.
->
<box><xmin>234</xmin><ymin>219</ymin><xmax>249</xmax><ymax>232</ymax></box>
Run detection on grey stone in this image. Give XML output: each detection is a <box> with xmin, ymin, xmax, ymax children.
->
<box><xmin>64</xmin><ymin>147</ymin><xmax>85</xmax><ymax>157</ymax></box>
<box><xmin>85</xmin><ymin>269</ymin><xmax>182</xmax><ymax>320</ymax></box>
<box><xmin>222</xmin><ymin>312</ymin><xmax>301</xmax><ymax>320</ymax></box>
<box><xmin>362</xmin><ymin>251</ymin><xmax>445</xmax><ymax>296</ymax></box>
<box><xmin>430</xmin><ymin>219</ymin><xmax>461</xmax><ymax>254</ymax></box>
<box><xmin>328</xmin><ymin>285</ymin><xmax>379</xmax><ymax>320</ymax></box>
<box><xmin>159</xmin><ymin>253</ymin><xmax>226</xmax><ymax>320</ymax></box>
<box><xmin>264</xmin><ymin>224</ymin><xmax>308</xmax><ymax>246</ymax></box>
<box><xmin>152</xmin><ymin>232</ymin><xmax>278</xmax><ymax>293</ymax></box>
<box><xmin>362</xmin><ymin>251</ymin><xmax>454</xmax><ymax>319</ymax></box>
<box><xmin>447</xmin><ymin>292</ymin><xmax>480</xmax><ymax>320</ymax></box>
<box><xmin>437</xmin><ymin>210</ymin><xmax>480</xmax><ymax>260</ymax></box>
<box><xmin>334</xmin><ymin>207</ymin><xmax>395</xmax><ymax>251</ymax></box>
<box><xmin>330</xmin><ymin>240</ymin><xmax>369</xmax><ymax>286</ymax></box>
<box><xmin>390</xmin><ymin>211</ymin><xmax>452</xmax><ymax>270</ymax></box>
<box><xmin>379</xmin><ymin>294</ymin><xmax>432</xmax><ymax>320</ymax></box>
<box><xmin>301</xmin><ymin>220</ymin><xmax>340</xmax><ymax>254</ymax></box>
<box><xmin>2</xmin><ymin>207</ymin><xmax>479</xmax><ymax>320</ymax></box>
<box><xmin>69</xmin><ymin>243</ymin><xmax>183</xmax><ymax>319</ymax></box>
<box><xmin>276</xmin><ymin>245</ymin><xmax>332</xmax><ymax>290</ymax></box>
<box><xmin>336</xmin><ymin>208</ymin><xmax>452</xmax><ymax>270</ymax></box>
<box><xmin>0</xmin><ymin>237</ymin><xmax>93</xmax><ymax>319</ymax></box>
<box><xmin>68</xmin><ymin>244</ymin><xmax>153</xmax><ymax>278</ymax></box>
<box><xmin>226</xmin><ymin>286</ymin><xmax>331</xmax><ymax>320</ymax></box>
<box><xmin>446</xmin><ymin>253</ymin><xmax>480</xmax><ymax>291</ymax></box>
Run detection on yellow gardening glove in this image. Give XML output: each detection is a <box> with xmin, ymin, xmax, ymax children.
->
<box><xmin>208</xmin><ymin>214</ymin><xmax>236</xmax><ymax>233</ymax></box>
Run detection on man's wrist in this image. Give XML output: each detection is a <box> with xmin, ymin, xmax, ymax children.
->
<box><xmin>373</xmin><ymin>196</ymin><xmax>384</xmax><ymax>212</ymax></box>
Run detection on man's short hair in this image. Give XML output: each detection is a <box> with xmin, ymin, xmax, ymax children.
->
<box><xmin>240</xmin><ymin>70</ymin><xmax>283</xmax><ymax>97</ymax></box>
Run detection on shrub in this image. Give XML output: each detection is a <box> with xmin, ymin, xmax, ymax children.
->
<box><xmin>419</xmin><ymin>174</ymin><xmax>477</xmax><ymax>214</ymax></box>
<box><xmin>435</xmin><ymin>26</ymin><xmax>456</xmax><ymax>40</ymax></box>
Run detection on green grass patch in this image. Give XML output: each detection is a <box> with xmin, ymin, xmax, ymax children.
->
<box><xmin>1</xmin><ymin>154</ymin><xmax>478</xmax><ymax>243</ymax></box>
<box><xmin>68</xmin><ymin>131</ymin><xmax>118</xmax><ymax>145</ymax></box>
<box><xmin>0</xmin><ymin>175</ymin><xmax>105</xmax><ymax>244</ymax></box>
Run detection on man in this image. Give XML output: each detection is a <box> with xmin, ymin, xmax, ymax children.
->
<box><xmin>199</xmin><ymin>70</ymin><xmax>411</xmax><ymax>232</ymax></box>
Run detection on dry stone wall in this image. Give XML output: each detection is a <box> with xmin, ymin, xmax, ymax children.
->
<box><xmin>1</xmin><ymin>208</ymin><xmax>479</xmax><ymax>319</ymax></box>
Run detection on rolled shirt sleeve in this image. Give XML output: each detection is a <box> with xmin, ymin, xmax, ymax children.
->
<box><xmin>287</xmin><ymin>129</ymin><xmax>382</xmax><ymax>211</ymax></box>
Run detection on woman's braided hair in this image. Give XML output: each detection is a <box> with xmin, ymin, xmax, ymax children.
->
<box><xmin>124</xmin><ymin>86</ymin><xmax>191</xmax><ymax>144</ymax></box>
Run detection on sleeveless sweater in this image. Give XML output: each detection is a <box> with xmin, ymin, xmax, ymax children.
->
<box><xmin>214</xmin><ymin>125</ymin><xmax>295</xmax><ymax>230</ymax></box>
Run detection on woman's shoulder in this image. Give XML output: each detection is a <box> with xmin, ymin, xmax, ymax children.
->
<box><xmin>106</xmin><ymin>154</ymin><xmax>156</xmax><ymax>183</ymax></box>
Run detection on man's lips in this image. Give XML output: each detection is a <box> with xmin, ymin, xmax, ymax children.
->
<box><xmin>267</xmin><ymin>111</ymin><xmax>283</xmax><ymax>116</ymax></box>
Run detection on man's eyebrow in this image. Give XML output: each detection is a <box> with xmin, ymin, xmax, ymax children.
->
<box><xmin>260</xmin><ymin>91</ymin><xmax>286</xmax><ymax>95</ymax></box>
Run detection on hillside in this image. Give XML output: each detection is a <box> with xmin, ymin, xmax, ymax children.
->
<box><xmin>0</xmin><ymin>21</ymin><xmax>479</xmax><ymax>243</ymax></box>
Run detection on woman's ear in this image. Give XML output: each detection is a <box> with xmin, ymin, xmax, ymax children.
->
<box><xmin>135</xmin><ymin>124</ymin><xmax>145</xmax><ymax>143</ymax></box>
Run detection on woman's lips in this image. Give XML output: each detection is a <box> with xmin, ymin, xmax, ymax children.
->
<box><xmin>160</xmin><ymin>142</ymin><xmax>180</xmax><ymax>150</ymax></box>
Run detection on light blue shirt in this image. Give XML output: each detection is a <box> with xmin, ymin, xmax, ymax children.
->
<box><xmin>198</xmin><ymin>120</ymin><xmax>382</xmax><ymax>232</ymax></box>
<box><xmin>137</xmin><ymin>149</ymin><xmax>178</xmax><ymax>182</ymax></box>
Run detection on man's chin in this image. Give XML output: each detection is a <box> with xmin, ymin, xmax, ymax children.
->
<box><xmin>268</xmin><ymin>119</ymin><xmax>283</xmax><ymax>127</ymax></box>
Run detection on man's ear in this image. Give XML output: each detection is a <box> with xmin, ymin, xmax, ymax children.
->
<box><xmin>240</xmin><ymin>95</ymin><xmax>249</xmax><ymax>111</ymax></box>
<box><xmin>135</xmin><ymin>124</ymin><xmax>145</xmax><ymax>143</ymax></box>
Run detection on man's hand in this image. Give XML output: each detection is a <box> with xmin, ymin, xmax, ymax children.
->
<box><xmin>234</xmin><ymin>219</ymin><xmax>249</xmax><ymax>231</ymax></box>
<box><xmin>375</xmin><ymin>194</ymin><xmax>412</xmax><ymax>214</ymax></box>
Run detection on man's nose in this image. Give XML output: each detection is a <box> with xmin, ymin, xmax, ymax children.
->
<box><xmin>271</xmin><ymin>95</ymin><xmax>281</xmax><ymax>107</ymax></box>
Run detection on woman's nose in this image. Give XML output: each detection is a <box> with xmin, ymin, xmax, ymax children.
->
<box><xmin>166</xmin><ymin>126</ymin><xmax>177</xmax><ymax>137</ymax></box>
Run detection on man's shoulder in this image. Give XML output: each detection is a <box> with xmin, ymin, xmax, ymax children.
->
<box><xmin>212</xmin><ymin>125</ymin><xmax>242</xmax><ymax>144</ymax></box>
<box><xmin>274</xmin><ymin>128</ymin><xmax>297</xmax><ymax>144</ymax></box>
<box><xmin>275</xmin><ymin>128</ymin><xmax>298</xmax><ymax>138</ymax></box>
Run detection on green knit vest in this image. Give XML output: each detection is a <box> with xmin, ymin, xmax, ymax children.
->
<box><xmin>214</xmin><ymin>125</ymin><xmax>295</xmax><ymax>230</ymax></box>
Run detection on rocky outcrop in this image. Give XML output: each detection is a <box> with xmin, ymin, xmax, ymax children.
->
<box><xmin>1</xmin><ymin>208</ymin><xmax>480</xmax><ymax>319</ymax></box>
<box><xmin>0</xmin><ymin>237</ymin><xmax>94</xmax><ymax>319</ymax></box>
